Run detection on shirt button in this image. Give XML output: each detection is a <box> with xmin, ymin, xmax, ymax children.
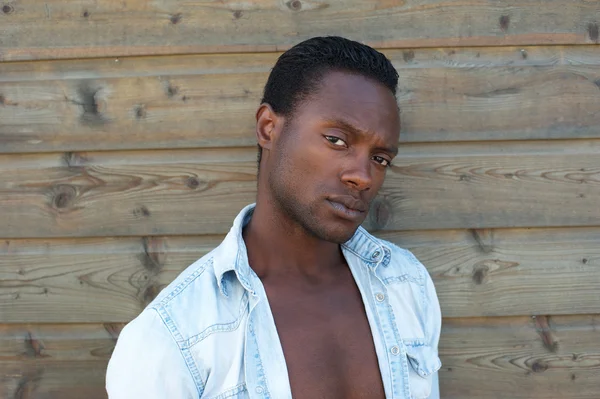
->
<box><xmin>255</xmin><ymin>386</ymin><xmax>264</xmax><ymax>394</ymax></box>
<box><xmin>375</xmin><ymin>293</ymin><xmax>385</xmax><ymax>302</ymax></box>
<box><xmin>390</xmin><ymin>345</ymin><xmax>400</xmax><ymax>355</ymax></box>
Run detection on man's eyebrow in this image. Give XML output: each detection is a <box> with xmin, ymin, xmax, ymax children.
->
<box><xmin>322</xmin><ymin>118</ymin><xmax>399</xmax><ymax>156</ymax></box>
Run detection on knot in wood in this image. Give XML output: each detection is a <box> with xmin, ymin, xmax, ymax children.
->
<box><xmin>14</xmin><ymin>368</ymin><xmax>44</xmax><ymax>397</ymax></box>
<box><xmin>51</xmin><ymin>185</ymin><xmax>77</xmax><ymax>209</ymax></box>
<box><xmin>472</xmin><ymin>264</ymin><xmax>489</xmax><ymax>285</ymax></box>
<box><xmin>471</xmin><ymin>229</ymin><xmax>494</xmax><ymax>253</ymax></box>
<box><xmin>24</xmin><ymin>331</ymin><xmax>47</xmax><ymax>358</ymax></box>
<box><xmin>140</xmin><ymin>237</ymin><xmax>166</xmax><ymax>273</ymax></box>
<box><xmin>170</xmin><ymin>13</ymin><xmax>182</xmax><ymax>24</ymax></box>
<box><xmin>186</xmin><ymin>176</ymin><xmax>200</xmax><ymax>189</ymax></box>
<box><xmin>588</xmin><ymin>22</ymin><xmax>599</xmax><ymax>42</ymax></box>
<box><xmin>369</xmin><ymin>198</ymin><xmax>391</xmax><ymax>231</ymax></box>
<box><xmin>133</xmin><ymin>205</ymin><xmax>151</xmax><ymax>218</ymax></box>
<box><xmin>520</xmin><ymin>49</ymin><xmax>528</xmax><ymax>59</ymax></box>
<box><xmin>167</xmin><ymin>85</ymin><xmax>179</xmax><ymax>98</ymax></box>
<box><xmin>499</xmin><ymin>15</ymin><xmax>510</xmax><ymax>32</ymax></box>
<box><xmin>63</xmin><ymin>151</ymin><xmax>88</xmax><ymax>168</ymax></box>
<box><xmin>134</xmin><ymin>105</ymin><xmax>146</xmax><ymax>119</ymax></box>
<box><xmin>2</xmin><ymin>4</ymin><xmax>14</xmax><ymax>14</ymax></box>
<box><xmin>104</xmin><ymin>323</ymin><xmax>124</xmax><ymax>343</ymax></box>
<box><xmin>142</xmin><ymin>284</ymin><xmax>162</xmax><ymax>307</ymax></box>
<box><xmin>530</xmin><ymin>360</ymin><xmax>548</xmax><ymax>373</ymax></box>
<box><xmin>77</xmin><ymin>84</ymin><xmax>109</xmax><ymax>126</ymax></box>
<box><xmin>287</xmin><ymin>0</ymin><xmax>302</xmax><ymax>10</ymax></box>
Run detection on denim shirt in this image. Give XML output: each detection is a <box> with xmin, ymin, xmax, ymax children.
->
<box><xmin>106</xmin><ymin>204</ymin><xmax>442</xmax><ymax>399</ymax></box>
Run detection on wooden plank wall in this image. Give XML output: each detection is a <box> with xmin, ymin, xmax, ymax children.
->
<box><xmin>1</xmin><ymin>1</ymin><xmax>599</xmax><ymax>398</ymax></box>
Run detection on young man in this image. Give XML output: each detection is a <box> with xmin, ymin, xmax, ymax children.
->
<box><xmin>106</xmin><ymin>36</ymin><xmax>441</xmax><ymax>399</ymax></box>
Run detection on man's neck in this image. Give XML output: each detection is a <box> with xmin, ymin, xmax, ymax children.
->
<box><xmin>242</xmin><ymin>198</ymin><xmax>346</xmax><ymax>284</ymax></box>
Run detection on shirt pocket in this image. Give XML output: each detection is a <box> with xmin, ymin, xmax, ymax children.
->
<box><xmin>405</xmin><ymin>343</ymin><xmax>442</xmax><ymax>399</ymax></box>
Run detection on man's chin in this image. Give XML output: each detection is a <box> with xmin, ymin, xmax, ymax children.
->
<box><xmin>313</xmin><ymin>223</ymin><xmax>361</xmax><ymax>244</ymax></box>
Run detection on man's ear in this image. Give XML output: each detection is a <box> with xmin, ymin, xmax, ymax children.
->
<box><xmin>255</xmin><ymin>103</ymin><xmax>283</xmax><ymax>152</ymax></box>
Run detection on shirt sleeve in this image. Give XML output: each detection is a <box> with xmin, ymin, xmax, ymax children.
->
<box><xmin>425</xmin><ymin>267</ymin><xmax>443</xmax><ymax>399</ymax></box>
<box><xmin>425</xmin><ymin>270</ymin><xmax>442</xmax><ymax>353</ymax></box>
<box><xmin>106</xmin><ymin>308</ymin><xmax>198</xmax><ymax>399</ymax></box>
<box><xmin>427</xmin><ymin>371</ymin><xmax>440</xmax><ymax>399</ymax></box>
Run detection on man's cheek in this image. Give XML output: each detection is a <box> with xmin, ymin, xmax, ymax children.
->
<box><xmin>296</xmin><ymin>145</ymin><xmax>324</xmax><ymax>175</ymax></box>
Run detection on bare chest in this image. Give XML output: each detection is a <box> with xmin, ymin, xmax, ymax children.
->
<box><xmin>264</xmin><ymin>279</ymin><xmax>385</xmax><ymax>399</ymax></box>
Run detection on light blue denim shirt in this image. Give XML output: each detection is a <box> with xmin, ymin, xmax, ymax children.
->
<box><xmin>106</xmin><ymin>204</ymin><xmax>442</xmax><ymax>399</ymax></box>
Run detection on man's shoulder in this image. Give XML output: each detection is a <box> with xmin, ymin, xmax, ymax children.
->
<box><xmin>150</xmin><ymin>249</ymin><xmax>217</xmax><ymax>309</ymax></box>
<box><xmin>139</xmin><ymin>245</ymin><xmax>249</xmax><ymax>345</ymax></box>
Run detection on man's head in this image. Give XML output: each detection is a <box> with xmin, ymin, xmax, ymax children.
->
<box><xmin>255</xmin><ymin>36</ymin><xmax>400</xmax><ymax>243</ymax></box>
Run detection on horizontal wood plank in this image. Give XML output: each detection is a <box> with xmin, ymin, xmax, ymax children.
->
<box><xmin>2</xmin><ymin>141</ymin><xmax>599</xmax><ymax>238</ymax></box>
<box><xmin>0</xmin><ymin>324</ymin><xmax>116</xmax><ymax>398</ymax></box>
<box><xmin>2</xmin><ymin>315</ymin><xmax>599</xmax><ymax>398</ymax></box>
<box><xmin>1</xmin><ymin>361</ymin><xmax>108</xmax><ymax>399</ymax></box>
<box><xmin>0</xmin><ymin>148</ymin><xmax>258</xmax><ymax>238</ymax></box>
<box><xmin>383</xmin><ymin>227</ymin><xmax>600</xmax><ymax>318</ymax></box>
<box><xmin>2</xmin><ymin>227</ymin><xmax>599</xmax><ymax>322</ymax></box>
<box><xmin>1</xmin><ymin>1</ymin><xmax>600</xmax><ymax>61</ymax></box>
<box><xmin>0</xmin><ymin>236</ymin><xmax>220</xmax><ymax>323</ymax></box>
<box><xmin>1</xmin><ymin>47</ymin><xmax>600</xmax><ymax>153</ymax></box>
<box><xmin>366</xmin><ymin>140</ymin><xmax>600</xmax><ymax>231</ymax></box>
<box><xmin>440</xmin><ymin>315</ymin><xmax>600</xmax><ymax>398</ymax></box>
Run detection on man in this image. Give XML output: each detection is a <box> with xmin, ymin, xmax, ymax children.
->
<box><xmin>106</xmin><ymin>36</ymin><xmax>441</xmax><ymax>399</ymax></box>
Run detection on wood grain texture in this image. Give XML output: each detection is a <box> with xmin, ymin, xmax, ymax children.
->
<box><xmin>0</xmin><ymin>325</ymin><xmax>119</xmax><ymax>399</ymax></box>
<box><xmin>1</xmin><ymin>315</ymin><xmax>599</xmax><ymax>398</ymax></box>
<box><xmin>2</xmin><ymin>227</ymin><xmax>599</xmax><ymax>322</ymax></box>
<box><xmin>0</xmin><ymin>53</ymin><xmax>276</xmax><ymax>153</ymax></box>
<box><xmin>0</xmin><ymin>323</ymin><xmax>116</xmax><ymax>398</ymax></box>
<box><xmin>0</xmin><ymin>236</ymin><xmax>220</xmax><ymax>323</ymax></box>
<box><xmin>2</xmin><ymin>46</ymin><xmax>600</xmax><ymax>153</ymax></box>
<box><xmin>381</xmin><ymin>227</ymin><xmax>600</xmax><ymax>317</ymax></box>
<box><xmin>439</xmin><ymin>315</ymin><xmax>600</xmax><ymax>398</ymax></box>
<box><xmin>0</xmin><ymin>148</ymin><xmax>258</xmax><ymax>238</ymax></box>
<box><xmin>1</xmin><ymin>361</ymin><xmax>108</xmax><ymax>399</ymax></box>
<box><xmin>365</xmin><ymin>139</ymin><xmax>600</xmax><ymax>232</ymax></box>
<box><xmin>1</xmin><ymin>1</ymin><xmax>600</xmax><ymax>61</ymax></box>
<box><xmin>1</xmin><ymin>141</ymin><xmax>599</xmax><ymax>238</ymax></box>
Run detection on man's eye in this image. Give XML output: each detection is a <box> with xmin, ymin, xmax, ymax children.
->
<box><xmin>325</xmin><ymin>136</ymin><xmax>347</xmax><ymax>147</ymax></box>
<box><xmin>373</xmin><ymin>156</ymin><xmax>391</xmax><ymax>167</ymax></box>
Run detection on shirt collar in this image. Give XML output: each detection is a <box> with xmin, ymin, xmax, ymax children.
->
<box><xmin>342</xmin><ymin>225</ymin><xmax>386</xmax><ymax>267</ymax></box>
<box><xmin>213</xmin><ymin>203</ymin><xmax>387</xmax><ymax>296</ymax></box>
<box><xmin>213</xmin><ymin>203</ymin><xmax>256</xmax><ymax>296</ymax></box>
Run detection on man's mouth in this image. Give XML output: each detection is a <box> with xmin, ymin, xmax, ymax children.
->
<box><xmin>326</xmin><ymin>196</ymin><xmax>367</xmax><ymax>221</ymax></box>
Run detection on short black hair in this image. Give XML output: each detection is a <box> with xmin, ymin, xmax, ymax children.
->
<box><xmin>262</xmin><ymin>36</ymin><xmax>398</xmax><ymax>116</ymax></box>
<box><xmin>257</xmin><ymin>36</ymin><xmax>399</xmax><ymax>167</ymax></box>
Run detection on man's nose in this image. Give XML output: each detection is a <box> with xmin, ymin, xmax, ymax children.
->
<box><xmin>341</xmin><ymin>157</ymin><xmax>372</xmax><ymax>191</ymax></box>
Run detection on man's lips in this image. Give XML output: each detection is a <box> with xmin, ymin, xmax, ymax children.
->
<box><xmin>327</xmin><ymin>195</ymin><xmax>367</xmax><ymax>212</ymax></box>
<box><xmin>326</xmin><ymin>195</ymin><xmax>368</xmax><ymax>221</ymax></box>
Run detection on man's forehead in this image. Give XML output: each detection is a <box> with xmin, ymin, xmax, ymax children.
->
<box><xmin>307</xmin><ymin>72</ymin><xmax>398</xmax><ymax>114</ymax></box>
<box><xmin>304</xmin><ymin>76</ymin><xmax>398</xmax><ymax>126</ymax></box>
<box><xmin>316</xmin><ymin>71</ymin><xmax>390</xmax><ymax>97</ymax></box>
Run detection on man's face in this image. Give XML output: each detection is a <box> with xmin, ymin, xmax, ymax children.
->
<box><xmin>266</xmin><ymin>70</ymin><xmax>400</xmax><ymax>243</ymax></box>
